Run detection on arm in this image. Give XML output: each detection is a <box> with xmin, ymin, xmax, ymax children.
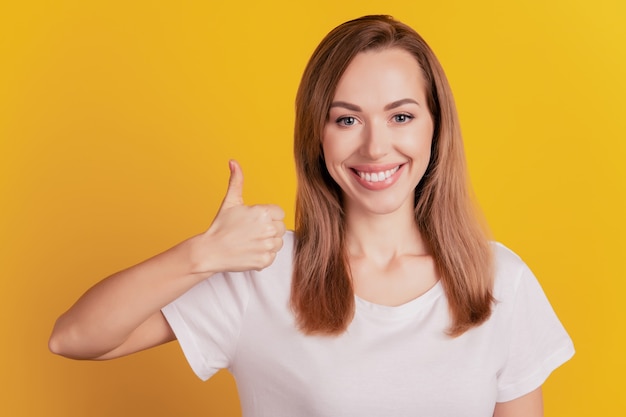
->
<box><xmin>49</xmin><ymin>160</ymin><xmax>285</xmax><ymax>360</ymax></box>
<box><xmin>493</xmin><ymin>387</ymin><xmax>543</xmax><ymax>417</ymax></box>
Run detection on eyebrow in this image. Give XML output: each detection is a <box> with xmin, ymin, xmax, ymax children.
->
<box><xmin>384</xmin><ymin>98</ymin><xmax>420</xmax><ymax>110</ymax></box>
<box><xmin>329</xmin><ymin>101</ymin><xmax>362</xmax><ymax>112</ymax></box>
<box><xmin>329</xmin><ymin>98</ymin><xmax>420</xmax><ymax>112</ymax></box>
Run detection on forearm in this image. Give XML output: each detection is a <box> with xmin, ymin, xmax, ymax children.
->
<box><xmin>49</xmin><ymin>236</ymin><xmax>210</xmax><ymax>359</ymax></box>
<box><xmin>49</xmin><ymin>160</ymin><xmax>285</xmax><ymax>360</ymax></box>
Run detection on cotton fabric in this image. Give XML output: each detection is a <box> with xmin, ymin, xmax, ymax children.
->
<box><xmin>162</xmin><ymin>231</ymin><xmax>574</xmax><ymax>416</ymax></box>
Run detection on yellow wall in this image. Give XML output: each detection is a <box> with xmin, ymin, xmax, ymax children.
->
<box><xmin>1</xmin><ymin>1</ymin><xmax>624</xmax><ymax>415</ymax></box>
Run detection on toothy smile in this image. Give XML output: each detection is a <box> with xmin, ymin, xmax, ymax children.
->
<box><xmin>354</xmin><ymin>166</ymin><xmax>400</xmax><ymax>183</ymax></box>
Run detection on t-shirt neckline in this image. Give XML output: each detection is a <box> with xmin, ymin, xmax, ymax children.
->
<box><xmin>354</xmin><ymin>280</ymin><xmax>444</xmax><ymax>320</ymax></box>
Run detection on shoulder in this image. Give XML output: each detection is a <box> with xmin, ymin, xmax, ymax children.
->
<box><xmin>166</xmin><ymin>231</ymin><xmax>296</xmax><ymax>317</ymax></box>
<box><xmin>487</xmin><ymin>243</ymin><xmax>575</xmax><ymax>401</ymax></box>
<box><xmin>238</xmin><ymin>230</ymin><xmax>295</xmax><ymax>297</ymax></box>
<box><xmin>489</xmin><ymin>241</ymin><xmax>534</xmax><ymax>300</ymax></box>
<box><xmin>491</xmin><ymin>241</ymin><xmax>526</xmax><ymax>273</ymax></box>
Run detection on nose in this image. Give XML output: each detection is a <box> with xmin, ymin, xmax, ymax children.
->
<box><xmin>360</xmin><ymin>120</ymin><xmax>390</xmax><ymax>160</ymax></box>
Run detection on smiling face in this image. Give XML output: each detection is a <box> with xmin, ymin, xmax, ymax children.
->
<box><xmin>322</xmin><ymin>47</ymin><xmax>435</xmax><ymax>217</ymax></box>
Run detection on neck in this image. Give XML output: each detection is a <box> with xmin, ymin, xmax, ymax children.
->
<box><xmin>344</xmin><ymin>201</ymin><xmax>428</xmax><ymax>262</ymax></box>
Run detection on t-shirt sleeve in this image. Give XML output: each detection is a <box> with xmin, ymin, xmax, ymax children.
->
<box><xmin>496</xmin><ymin>259</ymin><xmax>575</xmax><ymax>402</ymax></box>
<box><xmin>161</xmin><ymin>271</ymin><xmax>251</xmax><ymax>381</ymax></box>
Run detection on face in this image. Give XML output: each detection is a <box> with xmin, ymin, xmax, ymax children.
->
<box><xmin>322</xmin><ymin>47</ymin><xmax>435</xmax><ymax>217</ymax></box>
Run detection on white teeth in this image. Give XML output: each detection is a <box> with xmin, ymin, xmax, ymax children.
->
<box><xmin>356</xmin><ymin>166</ymin><xmax>400</xmax><ymax>183</ymax></box>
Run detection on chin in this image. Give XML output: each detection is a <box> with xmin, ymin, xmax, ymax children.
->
<box><xmin>349</xmin><ymin>195</ymin><xmax>414</xmax><ymax>217</ymax></box>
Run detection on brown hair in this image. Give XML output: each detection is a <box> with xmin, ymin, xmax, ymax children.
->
<box><xmin>291</xmin><ymin>15</ymin><xmax>493</xmax><ymax>336</ymax></box>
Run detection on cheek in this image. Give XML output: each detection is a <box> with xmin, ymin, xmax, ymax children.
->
<box><xmin>321</xmin><ymin>131</ymin><xmax>344</xmax><ymax>166</ymax></box>
<box><xmin>413</xmin><ymin>121</ymin><xmax>434</xmax><ymax>155</ymax></box>
<box><xmin>399</xmin><ymin>129</ymin><xmax>433</xmax><ymax>157</ymax></box>
<box><xmin>321</xmin><ymin>139</ymin><xmax>349</xmax><ymax>188</ymax></box>
<box><xmin>322</xmin><ymin>146</ymin><xmax>340</xmax><ymax>183</ymax></box>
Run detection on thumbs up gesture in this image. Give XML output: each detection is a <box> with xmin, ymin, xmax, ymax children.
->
<box><xmin>190</xmin><ymin>160</ymin><xmax>286</xmax><ymax>274</ymax></box>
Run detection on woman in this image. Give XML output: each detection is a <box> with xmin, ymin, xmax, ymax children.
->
<box><xmin>50</xmin><ymin>15</ymin><xmax>574</xmax><ymax>416</ymax></box>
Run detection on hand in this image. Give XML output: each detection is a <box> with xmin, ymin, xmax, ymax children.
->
<box><xmin>190</xmin><ymin>160</ymin><xmax>286</xmax><ymax>274</ymax></box>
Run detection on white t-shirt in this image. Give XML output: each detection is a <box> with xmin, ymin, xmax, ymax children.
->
<box><xmin>162</xmin><ymin>231</ymin><xmax>574</xmax><ymax>417</ymax></box>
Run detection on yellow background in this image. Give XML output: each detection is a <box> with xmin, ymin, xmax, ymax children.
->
<box><xmin>1</xmin><ymin>0</ymin><xmax>624</xmax><ymax>416</ymax></box>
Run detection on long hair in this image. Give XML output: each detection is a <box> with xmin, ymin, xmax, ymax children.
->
<box><xmin>291</xmin><ymin>15</ymin><xmax>493</xmax><ymax>336</ymax></box>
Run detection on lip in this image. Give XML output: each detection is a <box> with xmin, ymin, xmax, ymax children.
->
<box><xmin>349</xmin><ymin>163</ymin><xmax>406</xmax><ymax>191</ymax></box>
<box><xmin>349</xmin><ymin>162</ymin><xmax>404</xmax><ymax>173</ymax></box>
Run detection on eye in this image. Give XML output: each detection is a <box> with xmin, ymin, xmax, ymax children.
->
<box><xmin>336</xmin><ymin>116</ymin><xmax>357</xmax><ymax>126</ymax></box>
<box><xmin>392</xmin><ymin>113</ymin><xmax>414</xmax><ymax>124</ymax></box>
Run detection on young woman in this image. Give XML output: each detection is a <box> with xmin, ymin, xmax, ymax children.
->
<box><xmin>49</xmin><ymin>15</ymin><xmax>574</xmax><ymax>416</ymax></box>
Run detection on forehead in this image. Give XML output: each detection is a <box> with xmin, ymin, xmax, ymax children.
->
<box><xmin>332</xmin><ymin>47</ymin><xmax>427</xmax><ymax>104</ymax></box>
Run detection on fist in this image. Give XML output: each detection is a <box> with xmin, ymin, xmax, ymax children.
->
<box><xmin>192</xmin><ymin>160</ymin><xmax>286</xmax><ymax>273</ymax></box>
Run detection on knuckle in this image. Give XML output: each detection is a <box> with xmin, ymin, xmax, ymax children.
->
<box><xmin>262</xmin><ymin>239</ymin><xmax>274</xmax><ymax>251</ymax></box>
<box><xmin>250</xmin><ymin>205</ymin><xmax>265</xmax><ymax>216</ymax></box>
<box><xmin>265</xmin><ymin>224</ymin><xmax>276</xmax><ymax>237</ymax></box>
<box><xmin>260</xmin><ymin>209</ymin><xmax>272</xmax><ymax>221</ymax></box>
<box><xmin>254</xmin><ymin>252</ymin><xmax>274</xmax><ymax>270</ymax></box>
<box><xmin>272</xmin><ymin>205</ymin><xmax>285</xmax><ymax>220</ymax></box>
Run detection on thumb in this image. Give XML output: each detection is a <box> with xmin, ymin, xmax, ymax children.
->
<box><xmin>221</xmin><ymin>159</ymin><xmax>244</xmax><ymax>209</ymax></box>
